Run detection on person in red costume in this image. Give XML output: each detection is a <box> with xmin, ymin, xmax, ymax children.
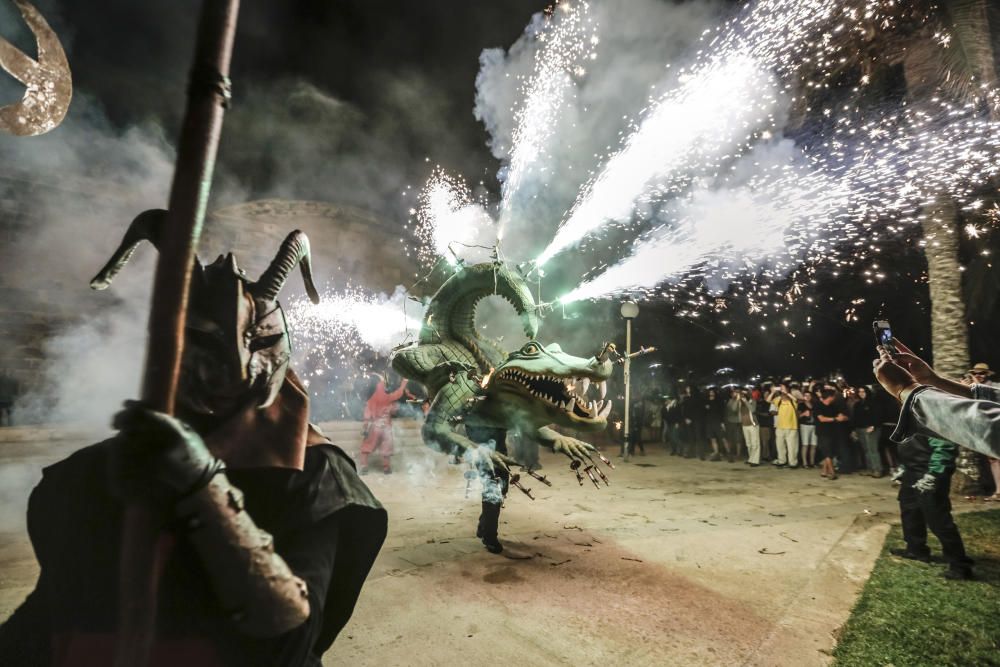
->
<box><xmin>360</xmin><ymin>375</ymin><xmax>409</xmax><ymax>474</ymax></box>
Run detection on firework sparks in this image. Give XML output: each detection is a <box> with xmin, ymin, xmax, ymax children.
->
<box><xmin>497</xmin><ymin>0</ymin><xmax>598</xmax><ymax>238</ymax></box>
<box><xmin>286</xmin><ymin>285</ymin><xmax>424</xmax><ymax>358</ymax></box>
<box><xmin>561</xmin><ymin>97</ymin><xmax>1000</xmax><ymax>303</ymax></box>
<box><xmin>535</xmin><ymin>0</ymin><xmax>847</xmax><ymax>266</ymax></box>
<box><xmin>539</xmin><ymin>55</ymin><xmax>780</xmax><ymax>265</ymax></box>
<box><xmin>413</xmin><ymin>168</ymin><xmax>495</xmax><ymax>267</ymax></box>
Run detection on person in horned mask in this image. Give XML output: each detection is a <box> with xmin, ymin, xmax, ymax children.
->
<box><xmin>0</xmin><ymin>210</ymin><xmax>386</xmax><ymax>667</ymax></box>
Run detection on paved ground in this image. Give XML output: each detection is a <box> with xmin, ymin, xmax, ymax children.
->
<box><xmin>0</xmin><ymin>435</ymin><xmax>924</xmax><ymax>666</ymax></box>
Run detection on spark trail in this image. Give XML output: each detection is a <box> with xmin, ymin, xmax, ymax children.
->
<box><xmin>536</xmin><ymin>0</ymin><xmax>849</xmax><ymax>266</ymax></box>
<box><xmin>562</xmin><ymin>100</ymin><xmax>1000</xmax><ymax>303</ymax></box>
<box><xmin>496</xmin><ymin>0</ymin><xmax>598</xmax><ymax>238</ymax></box>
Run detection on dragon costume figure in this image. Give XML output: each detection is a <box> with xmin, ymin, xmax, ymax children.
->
<box><xmin>390</xmin><ymin>261</ymin><xmax>614</xmax><ymax>552</ymax></box>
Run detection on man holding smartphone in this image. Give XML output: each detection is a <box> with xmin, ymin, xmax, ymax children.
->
<box><xmin>770</xmin><ymin>383</ymin><xmax>799</xmax><ymax>468</ymax></box>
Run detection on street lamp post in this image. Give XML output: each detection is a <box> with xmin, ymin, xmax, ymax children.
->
<box><xmin>620</xmin><ymin>301</ymin><xmax>639</xmax><ymax>461</ymax></box>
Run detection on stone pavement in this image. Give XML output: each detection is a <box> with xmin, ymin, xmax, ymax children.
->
<box><xmin>0</xmin><ymin>435</ymin><xmax>930</xmax><ymax>666</ymax></box>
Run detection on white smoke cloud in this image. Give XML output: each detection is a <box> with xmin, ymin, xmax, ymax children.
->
<box><xmin>474</xmin><ymin>0</ymin><xmax>725</xmax><ymax>262</ymax></box>
<box><xmin>2</xmin><ymin>101</ymin><xmax>178</xmax><ymax>424</ymax></box>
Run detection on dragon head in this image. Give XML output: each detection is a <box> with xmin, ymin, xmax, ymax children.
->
<box><xmin>483</xmin><ymin>340</ymin><xmax>614</xmax><ymax>431</ymax></box>
<box><xmin>420</xmin><ymin>262</ymin><xmax>539</xmax><ymax>344</ymax></box>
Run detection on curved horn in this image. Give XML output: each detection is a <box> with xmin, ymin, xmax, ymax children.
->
<box><xmin>252</xmin><ymin>230</ymin><xmax>320</xmax><ymax>304</ymax></box>
<box><xmin>89</xmin><ymin>209</ymin><xmax>167</xmax><ymax>290</ymax></box>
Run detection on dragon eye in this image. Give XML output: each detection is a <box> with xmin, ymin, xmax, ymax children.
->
<box><xmin>522</xmin><ymin>343</ymin><xmax>540</xmax><ymax>355</ymax></box>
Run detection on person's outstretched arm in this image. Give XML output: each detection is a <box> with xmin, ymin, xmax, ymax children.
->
<box><xmin>873</xmin><ymin>346</ymin><xmax>1000</xmax><ymax>458</ymax></box>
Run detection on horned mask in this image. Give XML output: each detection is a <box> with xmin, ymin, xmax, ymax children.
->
<box><xmin>91</xmin><ymin>209</ymin><xmax>320</xmax><ymax>418</ymax></box>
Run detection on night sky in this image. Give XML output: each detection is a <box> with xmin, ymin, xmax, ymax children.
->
<box><xmin>4</xmin><ymin>0</ymin><xmax>999</xmax><ymax>390</ymax></box>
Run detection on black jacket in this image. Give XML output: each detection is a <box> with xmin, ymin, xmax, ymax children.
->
<box><xmin>0</xmin><ymin>441</ymin><xmax>387</xmax><ymax>667</ymax></box>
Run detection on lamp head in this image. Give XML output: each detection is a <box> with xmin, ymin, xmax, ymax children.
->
<box><xmin>620</xmin><ymin>301</ymin><xmax>639</xmax><ymax>319</ymax></box>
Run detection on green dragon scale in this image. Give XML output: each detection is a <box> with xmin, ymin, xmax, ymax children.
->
<box><xmin>390</xmin><ymin>262</ymin><xmax>613</xmax><ymax>472</ymax></box>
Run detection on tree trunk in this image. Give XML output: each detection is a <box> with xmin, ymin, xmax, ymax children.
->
<box><xmin>902</xmin><ymin>1</ymin><xmax>998</xmax><ymax>494</ymax></box>
<box><xmin>920</xmin><ymin>198</ymin><xmax>969</xmax><ymax>378</ymax></box>
<box><xmin>918</xmin><ymin>198</ymin><xmax>981</xmax><ymax>493</ymax></box>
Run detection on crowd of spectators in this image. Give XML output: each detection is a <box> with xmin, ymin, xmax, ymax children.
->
<box><xmin>624</xmin><ymin>363</ymin><xmax>1000</xmax><ymax>500</ymax></box>
<box><xmin>637</xmin><ymin>377</ymin><xmax>907</xmax><ymax>481</ymax></box>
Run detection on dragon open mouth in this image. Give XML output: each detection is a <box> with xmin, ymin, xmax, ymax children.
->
<box><xmin>493</xmin><ymin>368</ymin><xmax>612</xmax><ymax>420</ymax></box>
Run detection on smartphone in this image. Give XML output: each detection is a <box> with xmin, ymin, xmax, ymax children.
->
<box><xmin>873</xmin><ymin>320</ymin><xmax>897</xmax><ymax>355</ymax></box>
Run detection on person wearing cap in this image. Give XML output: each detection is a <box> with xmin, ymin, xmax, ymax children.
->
<box><xmin>968</xmin><ymin>363</ymin><xmax>997</xmax><ymax>387</ymax></box>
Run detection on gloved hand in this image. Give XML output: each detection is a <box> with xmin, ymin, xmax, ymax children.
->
<box><xmin>913</xmin><ymin>472</ymin><xmax>937</xmax><ymax>494</ymax></box>
<box><xmin>110</xmin><ymin>400</ymin><xmax>224</xmax><ymax>506</ymax></box>
<box><xmin>891</xmin><ymin>465</ymin><xmax>906</xmax><ymax>482</ymax></box>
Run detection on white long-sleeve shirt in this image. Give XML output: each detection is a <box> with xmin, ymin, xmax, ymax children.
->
<box><xmin>890</xmin><ymin>384</ymin><xmax>1000</xmax><ymax>458</ymax></box>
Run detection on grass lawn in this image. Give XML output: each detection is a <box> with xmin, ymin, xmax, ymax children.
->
<box><xmin>834</xmin><ymin>508</ymin><xmax>1000</xmax><ymax>667</ymax></box>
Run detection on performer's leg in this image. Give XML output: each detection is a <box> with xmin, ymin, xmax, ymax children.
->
<box><xmin>359</xmin><ymin>431</ymin><xmax>377</xmax><ymax>472</ymax></box>
<box><xmin>469</xmin><ymin>427</ymin><xmax>508</xmax><ymax>554</ymax></box>
<box><xmin>920</xmin><ymin>472</ymin><xmax>973</xmax><ymax>573</ymax></box>
<box><xmin>380</xmin><ymin>428</ymin><xmax>394</xmax><ymax>473</ymax></box>
<box><xmin>898</xmin><ymin>477</ymin><xmax>931</xmax><ymax>557</ymax></box>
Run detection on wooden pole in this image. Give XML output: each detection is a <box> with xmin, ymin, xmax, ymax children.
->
<box><xmin>115</xmin><ymin>2</ymin><xmax>240</xmax><ymax>665</ymax></box>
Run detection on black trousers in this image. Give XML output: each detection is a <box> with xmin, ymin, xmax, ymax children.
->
<box><xmin>466</xmin><ymin>426</ymin><xmax>509</xmax><ymax>540</ymax></box>
<box><xmin>898</xmin><ymin>469</ymin><xmax>972</xmax><ymax>569</ymax></box>
<box><xmin>684</xmin><ymin>422</ymin><xmax>705</xmax><ymax>458</ymax></box>
<box><xmin>620</xmin><ymin>427</ymin><xmax>645</xmax><ymax>455</ymax></box>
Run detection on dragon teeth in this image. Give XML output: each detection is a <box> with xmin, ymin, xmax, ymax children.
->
<box><xmin>599</xmin><ymin>380</ymin><xmax>607</xmax><ymax>399</ymax></box>
<box><xmin>599</xmin><ymin>400</ymin><xmax>613</xmax><ymax>418</ymax></box>
<box><xmin>581</xmin><ymin>378</ymin><xmax>590</xmax><ymax>394</ymax></box>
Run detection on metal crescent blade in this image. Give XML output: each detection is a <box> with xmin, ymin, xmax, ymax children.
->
<box><xmin>0</xmin><ymin>0</ymin><xmax>72</xmax><ymax>136</ymax></box>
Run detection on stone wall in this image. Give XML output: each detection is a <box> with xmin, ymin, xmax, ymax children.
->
<box><xmin>206</xmin><ymin>199</ymin><xmax>417</xmax><ymax>294</ymax></box>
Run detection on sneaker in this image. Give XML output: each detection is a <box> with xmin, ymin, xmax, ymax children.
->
<box><xmin>749</xmin><ymin>463</ymin><xmax>760</xmax><ymax>467</ymax></box>
<box><xmin>709</xmin><ymin>453</ymin><xmax>721</xmax><ymax>461</ymax></box>
<box><xmin>942</xmin><ymin>567</ymin><xmax>974</xmax><ymax>581</ymax></box>
<box><xmin>773</xmin><ymin>462</ymin><xmax>786</xmax><ymax>467</ymax></box>
<box><xmin>889</xmin><ymin>547</ymin><xmax>931</xmax><ymax>563</ymax></box>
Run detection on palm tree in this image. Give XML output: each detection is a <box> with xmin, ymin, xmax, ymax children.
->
<box><xmin>791</xmin><ymin>1</ymin><xmax>998</xmax><ymax>491</ymax></box>
<box><xmin>898</xmin><ymin>0</ymin><xmax>998</xmax><ymax>492</ymax></box>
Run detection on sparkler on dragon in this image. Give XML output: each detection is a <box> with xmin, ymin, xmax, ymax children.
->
<box><xmin>389</xmin><ymin>261</ymin><xmax>616</xmax><ymax>553</ymax></box>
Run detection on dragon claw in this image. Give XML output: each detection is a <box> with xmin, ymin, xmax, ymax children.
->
<box><xmin>523</xmin><ymin>467</ymin><xmax>552</xmax><ymax>487</ymax></box>
<box><xmin>509</xmin><ymin>473</ymin><xmax>535</xmax><ymax>500</ymax></box>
